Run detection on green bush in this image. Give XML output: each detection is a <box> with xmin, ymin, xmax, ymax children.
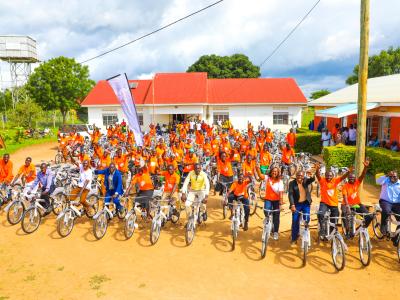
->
<box><xmin>322</xmin><ymin>145</ymin><xmax>400</xmax><ymax>175</ymax></box>
<box><xmin>295</xmin><ymin>128</ymin><xmax>322</xmax><ymax>155</ymax></box>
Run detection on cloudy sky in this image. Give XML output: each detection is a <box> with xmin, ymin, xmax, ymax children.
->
<box><xmin>1</xmin><ymin>0</ymin><xmax>399</xmax><ymax>96</ymax></box>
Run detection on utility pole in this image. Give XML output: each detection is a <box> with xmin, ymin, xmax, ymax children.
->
<box><xmin>355</xmin><ymin>0</ymin><xmax>370</xmax><ymax>176</ymax></box>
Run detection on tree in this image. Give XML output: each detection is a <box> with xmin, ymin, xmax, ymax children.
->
<box><xmin>346</xmin><ymin>46</ymin><xmax>400</xmax><ymax>85</ymax></box>
<box><xmin>27</xmin><ymin>56</ymin><xmax>95</xmax><ymax>125</ymax></box>
<box><xmin>310</xmin><ymin>89</ymin><xmax>330</xmax><ymax>100</ymax></box>
<box><xmin>9</xmin><ymin>99</ymin><xmax>43</xmax><ymax>128</ymax></box>
<box><xmin>0</xmin><ymin>89</ymin><xmax>12</xmax><ymax>112</ymax></box>
<box><xmin>187</xmin><ymin>54</ymin><xmax>261</xmax><ymax>78</ymax></box>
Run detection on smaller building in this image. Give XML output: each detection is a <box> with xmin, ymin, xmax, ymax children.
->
<box><xmin>81</xmin><ymin>72</ymin><xmax>307</xmax><ymax>132</ymax></box>
<box><xmin>309</xmin><ymin>74</ymin><xmax>400</xmax><ymax>143</ymax></box>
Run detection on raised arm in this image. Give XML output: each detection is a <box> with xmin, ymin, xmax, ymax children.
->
<box><xmin>315</xmin><ymin>163</ymin><xmax>322</xmax><ymax>182</ymax></box>
<box><xmin>358</xmin><ymin>160</ymin><xmax>370</xmax><ymax>183</ymax></box>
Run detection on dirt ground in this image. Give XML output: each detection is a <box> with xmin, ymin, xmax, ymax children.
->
<box><xmin>0</xmin><ymin>143</ymin><xmax>399</xmax><ymax>300</ymax></box>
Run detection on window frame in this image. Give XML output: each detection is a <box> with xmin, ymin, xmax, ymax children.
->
<box><xmin>102</xmin><ymin>113</ymin><xmax>118</xmax><ymax>126</ymax></box>
<box><xmin>213</xmin><ymin>112</ymin><xmax>229</xmax><ymax>125</ymax></box>
<box><xmin>273</xmin><ymin>112</ymin><xmax>289</xmax><ymax>125</ymax></box>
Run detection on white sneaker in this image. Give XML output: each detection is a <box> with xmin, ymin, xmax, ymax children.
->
<box><xmin>273</xmin><ymin>232</ymin><xmax>279</xmax><ymax>240</ymax></box>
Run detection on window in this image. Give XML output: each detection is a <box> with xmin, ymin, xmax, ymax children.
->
<box><xmin>102</xmin><ymin>114</ymin><xmax>118</xmax><ymax>126</ymax></box>
<box><xmin>380</xmin><ymin>117</ymin><xmax>391</xmax><ymax>141</ymax></box>
<box><xmin>213</xmin><ymin>112</ymin><xmax>229</xmax><ymax>125</ymax></box>
<box><xmin>273</xmin><ymin>112</ymin><xmax>289</xmax><ymax>125</ymax></box>
<box><xmin>138</xmin><ymin>113</ymin><xmax>143</xmax><ymax>126</ymax></box>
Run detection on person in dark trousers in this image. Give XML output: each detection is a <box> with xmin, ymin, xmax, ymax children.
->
<box><xmin>288</xmin><ymin>171</ymin><xmax>315</xmax><ymax>244</ymax></box>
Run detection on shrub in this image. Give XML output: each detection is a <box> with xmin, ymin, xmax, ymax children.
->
<box><xmin>322</xmin><ymin>145</ymin><xmax>400</xmax><ymax>175</ymax></box>
<box><xmin>295</xmin><ymin>128</ymin><xmax>322</xmax><ymax>155</ymax></box>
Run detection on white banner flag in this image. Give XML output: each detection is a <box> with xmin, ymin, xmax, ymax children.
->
<box><xmin>107</xmin><ymin>73</ymin><xmax>143</xmax><ymax>146</ymax></box>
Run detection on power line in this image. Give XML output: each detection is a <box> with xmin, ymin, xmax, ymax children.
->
<box><xmin>79</xmin><ymin>0</ymin><xmax>224</xmax><ymax>64</ymax></box>
<box><xmin>258</xmin><ymin>0</ymin><xmax>321</xmax><ymax>67</ymax></box>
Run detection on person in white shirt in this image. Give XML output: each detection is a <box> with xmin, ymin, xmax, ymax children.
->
<box><xmin>348</xmin><ymin>124</ymin><xmax>357</xmax><ymax>145</ymax></box>
<box><xmin>196</xmin><ymin>122</ymin><xmax>201</xmax><ymax>131</ymax></box>
<box><xmin>70</xmin><ymin>158</ymin><xmax>94</xmax><ymax>212</ymax></box>
<box><xmin>321</xmin><ymin>129</ymin><xmax>332</xmax><ymax>147</ymax></box>
<box><xmin>189</xmin><ymin>120</ymin><xmax>195</xmax><ymax>134</ymax></box>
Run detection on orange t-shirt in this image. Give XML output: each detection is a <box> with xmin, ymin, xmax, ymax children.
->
<box><xmin>18</xmin><ymin>163</ymin><xmax>36</xmax><ymax>183</ymax></box>
<box><xmin>260</xmin><ymin>151</ymin><xmax>272</xmax><ymax>166</ymax></box>
<box><xmin>163</xmin><ymin>171</ymin><xmax>180</xmax><ymax>193</ymax></box>
<box><xmin>0</xmin><ymin>159</ymin><xmax>13</xmax><ymax>183</ymax></box>
<box><xmin>203</xmin><ymin>143</ymin><xmax>212</xmax><ymax>156</ymax></box>
<box><xmin>342</xmin><ymin>179</ymin><xmax>361</xmax><ymax>205</ymax></box>
<box><xmin>319</xmin><ymin>177</ymin><xmax>342</xmax><ymax>206</ymax></box>
<box><xmin>264</xmin><ymin>177</ymin><xmax>283</xmax><ymax>201</ymax></box>
<box><xmin>217</xmin><ymin>159</ymin><xmax>234</xmax><ymax>177</ymax></box>
<box><xmin>183</xmin><ymin>155</ymin><xmax>198</xmax><ymax>173</ymax></box>
<box><xmin>113</xmin><ymin>154</ymin><xmax>128</xmax><ymax>173</ymax></box>
<box><xmin>229</xmin><ymin>179</ymin><xmax>250</xmax><ymax>198</ymax></box>
<box><xmin>232</xmin><ymin>150</ymin><xmax>241</xmax><ymax>162</ymax></box>
<box><xmin>242</xmin><ymin>161</ymin><xmax>255</xmax><ymax>176</ymax></box>
<box><xmin>131</xmin><ymin>171</ymin><xmax>154</xmax><ymax>191</ymax></box>
<box><xmin>286</xmin><ymin>133</ymin><xmax>296</xmax><ymax>147</ymax></box>
<box><xmin>265</xmin><ymin>132</ymin><xmax>274</xmax><ymax>143</ymax></box>
<box><xmin>99</xmin><ymin>155</ymin><xmax>111</xmax><ymax>170</ymax></box>
<box><xmin>282</xmin><ymin>148</ymin><xmax>295</xmax><ymax>164</ymax></box>
<box><xmin>148</xmin><ymin>156</ymin><xmax>159</xmax><ymax>174</ymax></box>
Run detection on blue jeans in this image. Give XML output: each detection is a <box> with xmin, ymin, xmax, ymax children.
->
<box><xmin>105</xmin><ymin>190</ymin><xmax>122</xmax><ymax>211</ymax></box>
<box><xmin>291</xmin><ymin>202</ymin><xmax>310</xmax><ymax>241</ymax></box>
<box><xmin>228</xmin><ymin>194</ymin><xmax>250</xmax><ymax>222</ymax></box>
<box><xmin>379</xmin><ymin>199</ymin><xmax>400</xmax><ymax>234</ymax></box>
<box><xmin>264</xmin><ymin>200</ymin><xmax>280</xmax><ymax>233</ymax></box>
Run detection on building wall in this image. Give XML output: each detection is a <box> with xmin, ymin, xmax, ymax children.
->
<box><xmin>390</xmin><ymin>117</ymin><xmax>400</xmax><ymax>142</ymax></box>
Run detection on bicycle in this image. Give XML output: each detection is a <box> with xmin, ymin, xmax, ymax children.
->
<box><xmin>4</xmin><ymin>190</ymin><xmax>27</xmax><ymax>225</ymax></box>
<box><xmin>220</xmin><ymin>181</ymin><xmax>233</xmax><ymax>219</ymax></box>
<box><xmin>21</xmin><ymin>192</ymin><xmax>51</xmax><ymax>234</ymax></box>
<box><xmin>246</xmin><ymin>180</ymin><xmax>258</xmax><ymax>216</ymax></box>
<box><xmin>318</xmin><ymin>212</ymin><xmax>348</xmax><ymax>271</ymax></box>
<box><xmin>297</xmin><ymin>211</ymin><xmax>311</xmax><ymax>266</ymax></box>
<box><xmin>342</xmin><ymin>207</ymin><xmax>373</xmax><ymax>266</ymax></box>
<box><xmin>124</xmin><ymin>195</ymin><xmax>155</xmax><ymax>240</ymax></box>
<box><xmin>184</xmin><ymin>195</ymin><xmax>204</xmax><ymax>246</ymax></box>
<box><xmin>150</xmin><ymin>197</ymin><xmax>180</xmax><ymax>245</ymax></box>
<box><xmin>257</xmin><ymin>205</ymin><xmax>281</xmax><ymax>259</ymax></box>
<box><xmin>372</xmin><ymin>204</ymin><xmax>400</xmax><ymax>262</ymax></box>
<box><xmin>231</xmin><ymin>196</ymin><xmax>245</xmax><ymax>251</ymax></box>
<box><xmin>92</xmin><ymin>196</ymin><xmax>127</xmax><ymax>240</ymax></box>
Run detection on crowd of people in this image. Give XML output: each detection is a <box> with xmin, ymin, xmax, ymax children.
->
<box><xmin>0</xmin><ymin>119</ymin><xmax>399</xmax><ymax>252</ymax></box>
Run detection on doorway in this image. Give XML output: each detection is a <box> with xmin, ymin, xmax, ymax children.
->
<box><xmin>172</xmin><ymin>114</ymin><xmax>185</xmax><ymax>123</ymax></box>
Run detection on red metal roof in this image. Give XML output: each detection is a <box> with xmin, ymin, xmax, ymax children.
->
<box><xmin>81</xmin><ymin>73</ymin><xmax>306</xmax><ymax>106</ymax></box>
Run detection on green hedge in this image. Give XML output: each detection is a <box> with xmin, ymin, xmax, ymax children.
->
<box><xmin>322</xmin><ymin>145</ymin><xmax>400</xmax><ymax>175</ymax></box>
<box><xmin>295</xmin><ymin>128</ymin><xmax>322</xmax><ymax>155</ymax></box>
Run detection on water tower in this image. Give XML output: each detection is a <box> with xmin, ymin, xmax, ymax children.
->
<box><xmin>0</xmin><ymin>36</ymin><xmax>39</xmax><ymax>106</ymax></box>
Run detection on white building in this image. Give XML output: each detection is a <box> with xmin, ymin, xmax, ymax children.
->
<box><xmin>81</xmin><ymin>72</ymin><xmax>307</xmax><ymax>132</ymax></box>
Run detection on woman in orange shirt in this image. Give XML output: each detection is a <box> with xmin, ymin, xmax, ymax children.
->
<box><xmin>259</xmin><ymin>144</ymin><xmax>272</xmax><ymax>174</ymax></box>
<box><xmin>217</xmin><ymin>151</ymin><xmax>234</xmax><ymax>195</ymax></box>
<box><xmin>125</xmin><ymin>166</ymin><xmax>154</xmax><ymax>214</ymax></box>
<box><xmin>256</xmin><ymin>166</ymin><xmax>284</xmax><ymax>240</ymax></box>
<box><xmin>242</xmin><ymin>154</ymin><xmax>255</xmax><ymax>177</ymax></box>
<box><xmin>228</xmin><ymin>173</ymin><xmax>250</xmax><ymax>231</ymax></box>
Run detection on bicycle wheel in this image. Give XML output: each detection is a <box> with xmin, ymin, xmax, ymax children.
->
<box><xmin>117</xmin><ymin>206</ymin><xmax>127</xmax><ymax>220</ymax></box>
<box><xmin>331</xmin><ymin>236</ymin><xmax>346</xmax><ymax>271</ymax></box>
<box><xmin>52</xmin><ymin>192</ymin><xmax>67</xmax><ymax>215</ymax></box>
<box><xmin>261</xmin><ymin>228</ymin><xmax>270</xmax><ymax>259</ymax></box>
<box><xmin>7</xmin><ymin>200</ymin><xmax>24</xmax><ymax>225</ymax></box>
<box><xmin>93</xmin><ymin>211</ymin><xmax>108</xmax><ymax>240</ymax></box>
<box><xmin>57</xmin><ymin>209</ymin><xmax>75</xmax><ymax>238</ymax></box>
<box><xmin>124</xmin><ymin>212</ymin><xmax>137</xmax><ymax>240</ymax></box>
<box><xmin>359</xmin><ymin>231</ymin><xmax>371</xmax><ymax>266</ymax></box>
<box><xmin>185</xmin><ymin>218</ymin><xmax>195</xmax><ymax>246</ymax></box>
<box><xmin>302</xmin><ymin>240</ymin><xmax>309</xmax><ymax>266</ymax></box>
<box><xmin>170</xmin><ymin>208</ymin><xmax>180</xmax><ymax>224</ymax></box>
<box><xmin>372</xmin><ymin>212</ymin><xmax>384</xmax><ymax>239</ymax></box>
<box><xmin>150</xmin><ymin>220</ymin><xmax>161</xmax><ymax>245</ymax></box>
<box><xmin>85</xmin><ymin>195</ymin><xmax>99</xmax><ymax>218</ymax></box>
<box><xmin>249</xmin><ymin>193</ymin><xmax>257</xmax><ymax>216</ymax></box>
<box><xmin>397</xmin><ymin>237</ymin><xmax>400</xmax><ymax>263</ymax></box>
<box><xmin>21</xmin><ymin>207</ymin><xmax>41</xmax><ymax>234</ymax></box>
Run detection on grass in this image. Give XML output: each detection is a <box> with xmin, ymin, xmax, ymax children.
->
<box><xmin>301</xmin><ymin>107</ymin><xmax>315</xmax><ymax>128</ymax></box>
<box><xmin>89</xmin><ymin>274</ymin><xmax>111</xmax><ymax>291</ymax></box>
<box><xmin>0</xmin><ymin>128</ymin><xmax>57</xmax><ymax>156</ymax></box>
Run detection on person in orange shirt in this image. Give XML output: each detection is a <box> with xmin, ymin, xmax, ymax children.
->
<box><xmin>286</xmin><ymin>128</ymin><xmax>296</xmax><ymax>148</ymax></box>
<box><xmin>11</xmin><ymin>157</ymin><xmax>36</xmax><ymax>186</ymax></box>
<box><xmin>79</xmin><ymin>150</ymin><xmax>91</xmax><ymax>163</ymax></box>
<box><xmin>147</xmin><ymin>151</ymin><xmax>160</xmax><ymax>175</ymax></box>
<box><xmin>203</xmin><ymin>138</ymin><xmax>213</xmax><ymax>157</ymax></box>
<box><xmin>125</xmin><ymin>166</ymin><xmax>154</xmax><ymax>215</ymax></box>
<box><xmin>259</xmin><ymin>144</ymin><xmax>272</xmax><ymax>174</ymax></box>
<box><xmin>315</xmin><ymin>163</ymin><xmax>351</xmax><ymax>239</ymax></box>
<box><xmin>255</xmin><ymin>166</ymin><xmax>284</xmax><ymax>240</ymax></box>
<box><xmin>162</xmin><ymin>164</ymin><xmax>180</xmax><ymax>198</ymax></box>
<box><xmin>265</xmin><ymin>128</ymin><xmax>274</xmax><ymax>146</ymax></box>
<box><xmin>341</xmin><ymin>160</ymin><xmax>372</xmax><ymax>236</ymax></box>
<box><xmin>228</xmin><ymin>173</ymin><xmax>251</xmax><ymax>231</ymax></box>
<box><xmin>182</xmin><ymin>150</ymin><xmax>198</xmax><ymax>177</ymax></box>
<box><xmin>281</xmin><ymin>143</ymin><xmax>295</xmax><ymax>174</ymax></box>
<box><xmin>113</xmin><ymin>148</ymin><xmax>130</xmax><ymax>186</ymax></box>
<box><xmin>0</xmin><ymin>153</ymin><xmax>13</xmax><ymax>184</ymax></box>
<box><xmin>217</xmin><ymin>151</ymin><xmax>234</xmax><ymax>195</ymax></box>
<box><xmin>242</xmin><ymin>154</ymin><xmax>255</xmax><ymax>177</ymax></box>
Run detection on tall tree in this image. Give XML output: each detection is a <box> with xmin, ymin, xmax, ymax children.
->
<box><xmin>27</xmin><ymin>56</ymin><xmax>95</xmax><ymax>124</ymax></box>
<box><xmin>310</xmin><ymin>89</ymin><xmax>330</xmax><ymax>100</ymax></box>
<box><xmin>187</xmin><ymin>54</ymin><xmax>261</xmax><ymax>78</ymax></box>
<box><xmin>346</xmin><ymin>46</ymin><xmax>400</xmax><ymax>85</ymax></box>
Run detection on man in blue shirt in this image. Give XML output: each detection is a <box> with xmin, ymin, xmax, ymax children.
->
<box><xmin>29</xmin><ymin>163</ymin><xmax>55</xmax><ymax>214</ymax></box>
<box><xmin>376</xmin><ymin>171</ymin><xmax>400</xmax><ymax>239</ymax></box>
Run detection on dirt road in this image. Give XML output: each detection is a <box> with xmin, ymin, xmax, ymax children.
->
<box><xmin>0</xmin><ymin>143</ymin><xmax>398</xmax><ymax>300</ymax></box>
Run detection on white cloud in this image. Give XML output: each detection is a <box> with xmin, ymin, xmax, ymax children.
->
<box><xmin>0</xmin><ymin>0</ymin><xmax>399</xmax><ymax>91</ymax></box>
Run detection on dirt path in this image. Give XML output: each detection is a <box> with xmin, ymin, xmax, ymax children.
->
<box><xmin>0</xmin><ymin>143</ymin><xmax>399</xmax><ymax>300</ymax></box>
